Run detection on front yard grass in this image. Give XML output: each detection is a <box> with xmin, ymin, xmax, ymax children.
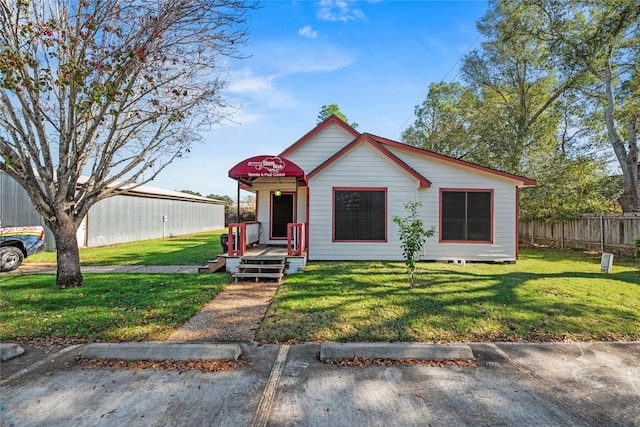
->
<box><xmin>258</xmin><ymin>248</ymin><xmax>640</xmax><ymax>343</ymax></box>
<box><xmin>4</xmin><ymin>246</ymin><xmax>639</xmax><ymax>344</ymax></box>
<box><xmin>28</xmin><ymin>229</ymin><xmax>226</xmax><ymax>266</ymax></box>
<box><xmin>0</xmin><ymin>273</ymin><xmax>230</xmax><ymax>341</ymax></box>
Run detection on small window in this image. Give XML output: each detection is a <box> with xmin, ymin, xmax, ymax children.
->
<box><xmin>334</xmin><ymin>189</ymin><xmax>386</xmax><ymax>241</ymax></box>
<box><xmin>441</xmin><ymin>190</ymin><xmax>492</xmax><ymax>242</ymax></box>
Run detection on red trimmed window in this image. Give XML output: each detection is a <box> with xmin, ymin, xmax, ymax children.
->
<box><xmin>334</xmin><ymin>188</ymin><xmax>386</xmax><ymax>241</ymax></box>
<box><xmin>441</xmin><ymin>190</ymin><xmax>492</xmax><ymax>242</ymax></box>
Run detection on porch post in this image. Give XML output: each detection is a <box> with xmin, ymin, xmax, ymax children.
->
<box><xmin>237</xmin><ymin>180</ymin><xmax>241</xmax><ymax>223</ymax></box>
<box><xmin>295</xmin><ymin>179</ymin><xmax>299</xmax><ymax>222</ymax></box>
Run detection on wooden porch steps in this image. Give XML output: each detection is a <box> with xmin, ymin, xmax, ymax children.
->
<box><xmin>198</xmin><ymin>256</ymin><xmax>226</xmax><ymax>274</ymax></box>
<box><xmin>234</xmin><ymin>255</ymin><xmax>286</xmax><ymax>283</ymax></box>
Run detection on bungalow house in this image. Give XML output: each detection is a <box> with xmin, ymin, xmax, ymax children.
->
<box><xmin>224</xmin><ymin>115</ymin><xmax>536</xmax><ymax>277</ymax></box>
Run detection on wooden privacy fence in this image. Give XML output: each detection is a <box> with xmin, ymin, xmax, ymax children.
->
<box><xmin>519</xmin><ymin>214</ymin><xmax>640</xmax><ymax>256</ymax></box>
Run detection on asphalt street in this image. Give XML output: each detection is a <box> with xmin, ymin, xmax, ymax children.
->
<box><xmin>1</xmin><ymin>341</ymin><xmax>639</xmax><ymax>426</ymax></box>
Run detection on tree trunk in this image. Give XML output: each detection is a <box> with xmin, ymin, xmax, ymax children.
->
<box><xmin>618</xmin><ymin>158</ymin><xmax>639</xmax><ymax>212</ymax></box>
<box><xmin>48</xmin><ymin>215</ymin><xmax>83</xmax><ymax>289</ymax></box>
<box><xmin>603</xmin><ymin>55</ymin><xmax>639</xmax><ymax>212</ymax></box>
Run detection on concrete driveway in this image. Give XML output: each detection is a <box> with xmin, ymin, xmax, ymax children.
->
<box><xmin>1</xmin><ymin>341</ymin><xmax>639</xmax><ymax>426</ymax></box>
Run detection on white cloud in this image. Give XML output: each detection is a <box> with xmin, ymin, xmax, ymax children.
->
<box><xmin>227</xmin><ymin>73</ymin><xmax>276</xmax><ymax>94</ymax></box>
<box><xmin>317</xmin><ymin>0</ymin><xmax>365</xmax><ymax>22</ymax></box>
<box><xmin>278</xmin><ymin>46</ymin><xmax>356</xmax><ymax>74</ymax></box>
<box><xmin>298</xmin><ymin>25</ymin><xmax>318</xmax><ymax>39</ymax></box>
<box><xmin>222</xmin><ymin>41</ymin><xmax>357</xmax><ymax>125</ymax></box>
<box><xmin>227</xmin><ymin>70</ymin><xmax>296</xmax><ymax>110</ymax></box>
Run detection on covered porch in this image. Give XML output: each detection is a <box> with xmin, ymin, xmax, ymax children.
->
<box><xmin>224</xmin><ymin>155</ymin><xmax>309</xmax><ymax>279</ymax></box>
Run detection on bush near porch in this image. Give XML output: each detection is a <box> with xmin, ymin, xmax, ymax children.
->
<box><xmin>258</xmin><ymin>248</ymin><xmax>640</xmax><ymax>343</ymax></box>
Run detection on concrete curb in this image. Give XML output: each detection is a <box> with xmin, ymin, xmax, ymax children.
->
<box><xmin>82</xmin><ymin>342</ymin><xmax>242</xmax><ymax>361</ymax></box>
<box><xmin>319</xmin><ymin>342</ymin><xmax>474</xmax><ymax>361</ymax></box>
<box><xmin>0</xmin><ymin>343</ymin><xmax>25</xmax><ymax>361</ymax></box>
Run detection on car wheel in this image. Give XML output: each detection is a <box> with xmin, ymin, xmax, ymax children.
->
<box><xmin>0</xmin><ymin>247</ymin><xmax>24</xmax><ymax>272</ymax></box>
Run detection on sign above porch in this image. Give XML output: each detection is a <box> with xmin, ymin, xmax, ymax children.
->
<box><xmin>229</xmin><ymin>155</ymin><xmax>307</xmax><ymax>185</ymax></box>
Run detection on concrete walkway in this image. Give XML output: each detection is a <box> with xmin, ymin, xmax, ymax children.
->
<box><xmin>10</xmin><ymin>263</ymin><xmax>198</xmax><ymax>274</ymax></box>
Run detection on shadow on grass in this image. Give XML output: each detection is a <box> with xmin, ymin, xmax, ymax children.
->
<box><xmin>258</xmin><ymin>259</ymin><xmax>640</xmax><ymax>343</ymax></box>
<box><xmin>0</xmin><ymin>272</ymin><xmax>231</xmax><ymax>341</ymax></box>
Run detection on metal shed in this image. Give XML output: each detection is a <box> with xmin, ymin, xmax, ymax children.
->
<box><xmin>0</xmin><ymin>171</ymin><xmax>225</xmax><ymax>250</ymax></box>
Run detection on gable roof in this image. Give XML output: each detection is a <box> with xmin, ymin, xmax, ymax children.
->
<box><xmin>279</xmin><ymin>115</ymin><xmax>536</xmax><ymax>187</ymax></box>
<box><xmin>368</xmin><ymin>134</ymin><xmax>537</xmax><ymax>187</ymax></box>
<box><xmin>280</xmin><ymin>115</ymin><xmax>360</xmax><ymax>157</ymax></box>
<box><xmin>307</xmin><ymin>134</ymin><xmax>431</xmax><ymax>188</ymax></box>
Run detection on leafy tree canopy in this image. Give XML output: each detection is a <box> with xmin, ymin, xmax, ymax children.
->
<box><xmin>317</xmin><ymin>103</ymin><xmax>358</xmax><ymax>129</ymax></box>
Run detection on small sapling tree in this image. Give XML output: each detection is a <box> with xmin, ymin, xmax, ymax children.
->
<box><xmin>393</xmin><ymin>202</ymin><xmax>435</xmax><ymax>287</ymax></box>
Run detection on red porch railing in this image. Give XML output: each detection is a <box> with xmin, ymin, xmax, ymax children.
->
<box><xmin>228</xmin><ymin>221</ymin><xmax>260</xmax><ymax>256</ymax></box>
<box><xmin>287</xmin><ymin>222</ymin><xmax>307</xmax><ymax>256</ymax></box>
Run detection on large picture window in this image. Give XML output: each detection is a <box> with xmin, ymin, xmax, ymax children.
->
<box><xmin>334</xmin><ymin>188</ymin><xmax>386</xmax><ymax>241</ymax></box>
<box><xmin>440</xmin><ymin>189</ymin><xmax>492</xmax><ymax>242</ymax></box>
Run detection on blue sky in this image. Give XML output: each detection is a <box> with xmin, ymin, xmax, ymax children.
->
<box><xmin>149</xmin><ymin>0</ymin><xmax>489</xmax><ymax>199</ymax></box>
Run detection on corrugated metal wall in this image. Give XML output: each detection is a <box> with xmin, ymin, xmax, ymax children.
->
<box><xmin>1</xmin><ymin>171</ymin><xmax>225</xmax><ymax>250</ymax></box>
<box><xmin>86</xmin><ymin>195</ymin><xmax>224</xmax><ymax>247</ymax></box>
<box><xmin>0</xmin><ymin>172</ymin><xmax>56</xmax><ymax>250</ymax></box>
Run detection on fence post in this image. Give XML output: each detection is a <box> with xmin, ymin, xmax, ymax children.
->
<box><xmin>600</xmin><ymin>215</ymin><xmax>605</xmax><ymax>253</ymax></box>
<box><xmin>530</xmin><ymin>222</ymin><xmax>534</xmax><ymax>245</ymax></box>
<box><xmin>561</xmin><ymin>221</ymin><xmax>564</xmax><ymax>249</ymax></box>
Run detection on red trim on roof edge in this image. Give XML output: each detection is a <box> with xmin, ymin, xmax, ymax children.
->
<box><xmin>307</xmin><ymin>134</ymin><xmax>431</xmax><ymax>188</ymax></box>
<box><xmin>280</xmin><ymin>115</ymin><xmax>361</xmax><ymax>158</ymax></box>
<box><xmin>368</xmin><ymin>134</ymin><xmax>537</xmax><ymax>187</ymax></box>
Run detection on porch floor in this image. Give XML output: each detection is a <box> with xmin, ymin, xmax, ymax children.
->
<box><xmin>239</xmin><ymin>244</ymin><xmax>289</xmax><ymax>257</ymax></box>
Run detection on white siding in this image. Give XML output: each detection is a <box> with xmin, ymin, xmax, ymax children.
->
<box><xmin>307</xmin><ymin>143</ymin><xmax>519</xmax><ymax>261</ymax></box>
<box><xmin>385</xmin><ymin>145</ymin><xmax>518</xmax><ymax>261</ymax></box>
<box><xmin>284</xmin><ymin>123</ymin><xmax>355</xmax><ymax>173</ymax></box>
<box><xmin>252</xmin><ymin>182</ymin><xmax>307</xmax><ymax>245</ymax></box>
<box><xmin>308</xmin><ymin>142</ymin><xmax>421</xmax><ymax>260</ymax></box>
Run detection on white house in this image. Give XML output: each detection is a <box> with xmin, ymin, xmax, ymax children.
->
<box><xmin>227</xmin><ymin>115</ymin><xmax>536</xmax><ymax>266</ymax></box>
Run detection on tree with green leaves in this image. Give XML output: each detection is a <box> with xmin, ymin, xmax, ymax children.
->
<box><xmin>317</xmin><ymin>103</ymin><xmax>358</xmax><ymax>129</ymax></box>
<box><xmin>535</xmin><ymin>0</ymin><xmax>640</xmax><ymax>212</ymax></box>
<box><xmin>459</xmin><ymin>1</ymin><xmax>583</xmax><ymax>175</ymax></box>
<box><xmin>465</xmin><ymin>0</ymin><xmax>638</xmax><ymax>212</ymax></box>
<box><xmin>446</xmin><ymin>0</ymin><xmax>620</xmax><ymax>220</ymax></box>
<box><xmin>0</xmin><ymin>0</ymin><xmax>256</xmax><ymax>288</ymax></box>
<box><xmin>393</xmin><ymin>202</ymin><xmax>435</xmax><ymax>288</ymax></box>
<box><xmin>402</xmin><ymin>82</ymin><xmax>480</xmax><ymax>160</ymax></box>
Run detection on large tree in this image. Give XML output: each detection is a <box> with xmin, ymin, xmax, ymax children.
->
<box><xmin>401</xmin><ymin>82</ymin><xmax>480</xmax><ymax>160</ymax></box>
<box><xmin>459</xmin><ymin>0</ymin><xmax>586</xmax><ymax>175</ymax></box>
<box><xmin>537</xmin><ymin>0</ymin><xmax>640</xmax><ymax>211</ymax></box>
<box><xmin>0</xmin><ymin>0</ymin><xmax>256</xmax><ymax>288</ymax></box>
<box><xmin>465</xmin><ymin>0</ymin><xmax>639</xmax><ymax>211</ymax></box>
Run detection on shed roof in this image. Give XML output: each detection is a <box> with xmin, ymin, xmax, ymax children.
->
<box><xmin>77</xmin><ymin>176</ymin><xmax>226</xmax><ymax>204</ymax></box>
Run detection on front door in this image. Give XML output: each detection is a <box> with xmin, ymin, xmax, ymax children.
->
<box><xmin>271</xmin><ymin>193</ymin><xmax>294</xmax><ymax>239</ymax></box>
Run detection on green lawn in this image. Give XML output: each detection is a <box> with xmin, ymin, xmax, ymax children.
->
<box><xmin>257</xmin><ymin>248</ymin><xmax>640</xmax><ymax>343</ymax></box>
<box><xmin>2</xmin><ymin>230</ymin><xmax>230</xmax><ymax>342</ymax></box>
<box><xmin>4</xmin><ymin>244</ymin><xmax>639</xmax><ymax>343</ymax></box>
<box><xmin>28</xmin><ymin>230</ymin><xmax>226</xmax><ymax>266</ymax></box>
<box><xmin>0</xmin><ymin>273</ymin><xmax>230</xmax><ymax>341</ymax></box>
